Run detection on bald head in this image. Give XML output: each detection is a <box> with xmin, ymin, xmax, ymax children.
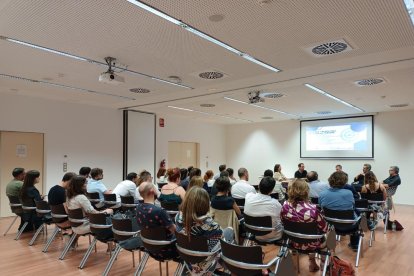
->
<box><xmin>139</xmin><ymin>181</ymin><xmax>155</xmax><ymax>198</ymax></box>
<box><xmin>306</xmin><ymin>171</ymin><xmax>318</xmax><ymax>182</ymax></box>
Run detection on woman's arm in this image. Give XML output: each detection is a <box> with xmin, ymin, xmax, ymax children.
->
<box><xmin>379</xmin><ymin>183</ymin><xmax>387</xmax><ymax>201</ymax></box>
<box><xmin>232</xmin><ymin>201</ymin><xmax>241</xmax><ymax>217</ymax></box>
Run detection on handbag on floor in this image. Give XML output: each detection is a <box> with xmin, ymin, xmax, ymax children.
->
<box><xmin>329</xmin><ymin>255</ymin><xmax>355</xmax><ymax>276</ymax></box>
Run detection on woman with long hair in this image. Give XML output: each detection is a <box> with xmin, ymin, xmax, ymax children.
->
<box><xmin>188</xmin><ymin>176</ymin><xmax>204</xmax><ymax>190</ymax></box>
<box><xmin>273</xmin><ymin>164</ymin><xmax>287</xmax><ymax>181</ymax></box>
<box><xmin>176</xmin><ymin>187</ymin><xmax>233</xmax><ymax>275</ymax></box>
<box><xmin>361</xmin><ymin>171</ymin><xmax>386</xmax><ymax>200</ymax></box>
<box><xmin>159</xmin><ymin>168</ymin><xmax>186</xmax><ymax>204</ymax></box>
<box><xmin>20</xmin><ymin>170</ymin><xmax>43</xmax><ymax>229</ymax></box>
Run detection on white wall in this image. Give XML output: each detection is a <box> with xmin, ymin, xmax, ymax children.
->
<box><xmin>156</xmin><ymin>114</ymin><xmax>226</xmax><ymax>175</ymax></box>
<box><xmin>0</xmin><ymin>93</ymin><xmax>124</xmax><ymax>192</ymax></box>
<box><xmin>226</xmin><ymin>110</ymin><xmax>414</xmax><ymax>205</ymax></box>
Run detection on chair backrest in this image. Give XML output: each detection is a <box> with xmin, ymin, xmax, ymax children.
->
<box><xmin>323</xmin><ymin>208</ymin><xmax>354</xmax><ymax>220</ymax></box>
<box><xmin>7</xmin><ymin>195</ymin><xmax>23</xmax><ymax>214</ymax></box>
<box><xmin>387</xmin><ymin>186</ymin><xmax>398</xmax><ymax>196</ymax></box>
<box><xmin>361</xmin><ymin>192</ymin><xmax>384</xmax><ymax>202</ymax></box>
<box><xmin>140</xmin><ymin>227</ymin><xmax>174</xmax><ymax>256</ymax></box>
<box><xmin>322</xmin><ymin>208</ymin><xmax>359</xmax><ymax>232</ymax></box>
<box><xmin>233</xmin><ymin>197</ymin><xmax>245</xmax><ymax>208</ymax></box>
<box><xmin>35</xmin><ymin>200</ymin><xmax>51</xmax><ymax>216</ymax></box>
<box><xmin>112</xmin><ymin>217</ymin><xmax>138</xmax><ymax>242</ymax></box>
<box><xmin>270</xmin><ymin>193</ymin><xmax>279</xmax><ymax>200</ymax></box>
<box><xmin>89</xmin><ymin>213</ymin><xmax>112</xmax><ymax>235</ymax></box>
<box><xmin>220</xmin><ymin>239</ymin><xmax>263</xmax><ymax>276</ymax></box>
<box><xmin>209</xmin><ymin>208</ymin><xmax>240</xmax><ymax>244</ymax></box>
<box><xmin>160</xmin><ymin>200</ymin><xmax>179</xmax><ymax>211</ymax></box>
<box><xmin>243</xmin><ymin>213</ymin><xmax>273</xmax><ymax>237</ymax></box>
<box><xmin>355</xmin><ymin>199</ymin><xmax>368</xmax><ymax>209</ymax></box>
<box><xmin>310</xmin><ymin>197</ymin><xmax>319</xmax><ymax>205</ymax></box>
<box><xmin>157</xmin><ymin>182</ymin><xmax>167</xmax><ymax>190</ymax></box>
<box><xmin>68</xmin><ymin>208</ymin><xmax>87</xmax><ymax>227</ymax></box>
<box><xmin>104</xmin><ymin>193</ymin><xmax>117</xmax><ymax>203</ymax></box>
<box><xmin>176</xmin><ymin>231</ymin><xmax>210</xmax><ymax>265</ymax></box>
<box><xmin>86</xmin><ymin>192</ymin><xmax>101</xmax><ymax>202</ymax></box>
<box><xmin>120</xmin><ymin>195</ymin><xmax>136</xmax><ymax>212</ymax></box>
<box><xmin>50</xmin><ymin>204</ymin><xmax>68</xmax><ymax>223</ymax></box>
<box><xmin>283</xmin><ymin>220</ymin><xmax>322</xmax><ymax>245</ymax></box>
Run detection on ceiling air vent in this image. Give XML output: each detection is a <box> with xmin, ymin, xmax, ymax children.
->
<box><xmin>129</xmin><ymin>88</ymin><xmax>150</xmax><ymax>93</ymax></box>
<box><xmin>261</xmin><ymin>116</ymin><xmax>273</xmax><ymax>119</ymax></box>
<box><xmin>198</xmin><ymin>71</ymin><xmax>224</xmax><ymax>79</ymax></box>
<box><xmin>316</xmin><ymin>111</ymin><xmax>332</xmax><ymax>115</ymax></box>
<box><xmin>304</xmin><ymin>39</ymin><xmax>353</xmax><ymax>57</ymax></box>
<box><xmin>200</xmin><ymin>104</ymin><xmax>215</xmax><ymax>107</ymax></box>
<box><xmin>260</xmin><ymin>92</ymin><xmax>285</xmax><ymax>99</ymax></box>
<box><xmin>355</xmin><ymin>78</ymin><xmax>385</xmax><ymax>86</ymax></box>
<box><xmin>388</xmin><ymin>104</ymin><xmax>409</xmax><ymax>108</ymax></box>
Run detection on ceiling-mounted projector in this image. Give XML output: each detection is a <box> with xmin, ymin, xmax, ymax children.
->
<box><xmin>98</xmin><ymin>56</ymin><xmax>125</xmax><ymax>85</ymax></box>
<box><xmin>248</xmin><ymin>91</ymin><xmax>264</xmax><ymax>104</ymax></box>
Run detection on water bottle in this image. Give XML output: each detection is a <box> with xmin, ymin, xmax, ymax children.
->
<box><xmin>391</xmin><ymin>221</ymin><xmax>396</xmax><ymax>232</ymax></box>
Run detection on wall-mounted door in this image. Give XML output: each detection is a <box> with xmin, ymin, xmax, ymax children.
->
<box><xmin>0</xmin><ymin>131</ymin><xmax>44</xmax><ymax>217</ymax></box>
<box><xmin>168</xmin><ymin>141</ymin><xmax>199</xmax><ymax>169</ymax></box>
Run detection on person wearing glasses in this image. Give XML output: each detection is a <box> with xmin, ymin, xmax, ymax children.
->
<box><xmin>382</xmin><ymin>166</ymin><xmax>401</xmax><ymax>189</ymax></box>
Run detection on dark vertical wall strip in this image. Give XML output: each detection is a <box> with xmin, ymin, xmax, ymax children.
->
<box><xmin>123</xmin><ymin>110</ymin><xmax>128</xmax><ymax>179</ymax></box>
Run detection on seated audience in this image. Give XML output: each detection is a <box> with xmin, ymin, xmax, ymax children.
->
<box><xmin>87</xmin><ymin>168</ymin><xmax>111</xmax><ymax>200</ymax></box>
<box><xmin>214</xmin><ymin>164</ymin><xmax>226</xmax><ymax>180</ymax></box>
<box><xmin>6</xmin><ymin>168</ymin><xmax>26</xmax><ymax>231</ymax></box>
<box><xmin>231</xmin><ymin>168</ymin><xmax>256</xmax><ymax>199</ymax></box>
<box><xmin>335</xmin><ymin>164</ymin><xmax>348</xmax><ymax>176</ymax></box>
<box><xmin>353</xmin><ymin>163</ymin><xmax>371</xmax><ymax>191</ymax></box>
<box><xmin>189</xmin><ymin>167</ymin><xmax>202</xmax><ymax>181</ymax></box>
<box><xmin>265</xmin><ymin>169</ymin><xmax>285</xmax><ymax>201</ymax></box>
<box><xmin>79</xmin><ymin>166</ymin><xmax>91</xmax><ymax>179</ymax></box>
<box><xmin>48</xmin><ymin>172</ymin><xmax>76</xmax><ymax>206</ymax></box>
<box><xmin>319</xmin><ymin>171</ymin><xmax>359</xmax><ymax>251</ymax></box>
<box><xmin>112</xmin><ymin>172</ymin><xmax>139</xmax><ymax>202</ymax></box>
<box><xmin>294</xmin><ymin>163</ymin><xmax>307</xmax><ymax>179</ymax></box>
<box><xmin>137</xmin><ymin>181</ymin><xmax>178</xmax><ymax>260</ymax></box>
<box><xmin>281</xmin><ymin>179</ymin><xmax>328</xmax><ymax>272</ymax></box>
<box><xmin>20</xmin><ymin>170</ymin><xmax>43</xmax><ymax>230</ymax></box>
<box><xmin>361</xmin><ymin>171</ymin><xmax>386</xmax><ymax>199</ymax></box>
<box><xmin>156</xmin><ymin>167</ymin><xmax>167</xmax><ymax>183</ymax></box>
<box><xmin>180</xmin><ymin>168</ymin><xmax>189</xmax><ymax>190</ymax></box>
<box><xmin>66</xmin><ymin>176</ymin><xmax>113</xmax><ymax>235</ymax></box>
<box><xmin>245</xmin><ymin>176</ymin><xmax>284</xmax><ymax>242</ymax></box>
<box><xmin>273</xmin><ymin>164</ymin><xmax>287</xmax><ymax>181</ymax></box>
<box><xmin>226</xmin><ymin>168</ymin><xmax>237</xmax><ymax>185</ymax></box>
<box><xmin>176</xmin><ymin>187</ymin><xmax>233</xmax><ymax>275</ymax></box>
<box><xmin>136</xmin><ymin>170</ymin><xmax>160</xmax><ymax>201</ymax></box>
<box><xmin>159</xmin><ymin>168</ymin><xmax>186</xmax><ymax>205</ymax></box>
<box><xmin>307</xmin><ymin>171</ymin><xmax>329</xmax><ymax>199</ymax></box>
<box><xmin>382</xmin><ymin>166</ymin><xmax>401</xmax><ymax>188</ymax></box>
<box><xmin>188</xmin><ymin>176</ymin><xmax>204</xmax><ymax>190</ymax></box>
<box><xmin>211</xmin><ymin>177</ymin><xmax>241</xmax><ymax>217</ymax></box>
<box><xmin>204</xmin><ymin>170</ymin><xmax>215</xmax><ymax>188</ymax></box>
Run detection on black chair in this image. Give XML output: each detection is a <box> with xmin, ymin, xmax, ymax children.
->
<box><xmin>120</xmin><ymin>195</ymin><xmax>137</xmax><ymax>213</ymax></box>
<box><xmin>322</xmin><ymin>208</ymin><xmax>364</xmax><ymax>267</ymax></box>
<box><xmin>59</xmin><ymin>208</ymin><xmax>90</xmax><ymax>260</ymax></box>
<box><xmin>176</xmin><ymin>231</ymin><xmax>218</xmax><ymax>274</ymax></box>
<box><xmin>282</xmin><ymin>220</ymin><xmax>331</xmax><ymax>276</ymax></box>
<box><xmin>157</xmin><ymin>182</ymin><xmax>168</xmax><ymax>191</ymax></box>
<box><xmin>310</xmin><ymin>197</ymin><xmax>319</xmax><ymax>205</ymax></box>
<box><xmin>361</xmin><ymin>192</ymin><xmax>388</xmax><ymax>233</ymax></box>
<box><xmin>270</xmin><ymin>193</ymin><xmax>279</xmax><ymax>200</ymax></box>
<box><xmin>42</xmin><ymin>204</ymin><xmax>71</xmax><ymax>253</ymax></box>
<box><xmin>86</xmin><ymin>192</ymin><xmax>104</xmax><ymax>210</ymax></box>
<box><xmin>79</xmin><ymin>212</ymin><xmax>114</xmax><ymax>269</ymax></box>
<box><xmin>103</xmin><ymin>194</ymin><xmax>121</xmax><ymax>211</ymax></box>
<box><xmin>243</xmin><ymin>214</ymin><xmax>283</xmax><ymax>248</ymax></box>
<box><xmin>28</xmin><ymin>200</ymin><xmax>52</xmax><ymax>246</ymax></box>
<box><xmin>233</xmin><ymin>197</ymin><xmax>245</xmax><ymax>210</ymax></box>
<box><xmin>4</xmin><ymin>195</ymin><xmax>23</xmax><ymax>236</ymax></box>
<box><xmin>102</xmin><ymin>217</ymin><xmax>142</xmax><ymax>276</ymax></box>
<box><xmin>160</xmin><ymin>200</ymin><xmax>179</xmax><ymax>218</ymax></box>
<box><xmin>15</xmin><ymin>204</ymin><xmax>37</xmax><ymax>240</ymax></box>
<box><xmin>135</xmin><ymin>227</ymin><xmax>182</xmax><ymax>276</ymax></box>
<box><xmin>220</xmin><ymin>238</ymin><xmax>283</xmax><ymax>276</ymax></box>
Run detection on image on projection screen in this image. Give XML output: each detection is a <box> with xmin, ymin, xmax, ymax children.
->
<box><xmin>300</xmin><ymin>116</ymin><xmax>373</xmax><ymax>159</ymax></box>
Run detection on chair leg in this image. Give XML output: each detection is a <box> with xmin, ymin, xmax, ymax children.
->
<box><xmin>43</xmin><ymin>227</ymin><xmax>60</xmax><ymax>253</ymax></box>
<box><xmin>59</xmin><ymin>233</ymin><xmax>77</xmax><ymax>260</ymax></box>
<box><xmin>29</xmin><ymin>223</ymin><xmax>45</xmax><ymax>246</ymax></box>
<box><xmin>384</xmin><ymin>213</ymin><xmax>389</xmax><ymax>234</ymax></box>
<box><xmin>14</xmin><ymin>222</ymin><xmax>29</xmax><ymax>240</ymax></box>
<box><xmin>3</xmin><ymin>215</ymin><xmax>18</xmax><ymax>236</ymax></box>
<box><xmin>166</xmin><ymin>261</ymin><xmax>169</xmax><ymax>275</ymax></box>
<box><xmin>322</xmin><ymin>253</ymin><xmax>329</xmax><ymax>276</ymax></box>
<box><xmin>355</xmin><ymin>235</ymin><xmax>363</xmax><ymax>267</ymax></box>
<box><xmin>174</xmin><ymin>263</ymin><xmax>184</xmax><ymax>276</ymax></box>
<box><xmin>133</xmin><ymin>252</ymin><xmax>150</xmax><ymax>276</ymax></box>
<box><xmin>79</xmin><ymin>237</ymin><xmax>97</xmax><ymax>269</ymax></box>
<box><xmin>369</xmin><ymin>230</ymin><xmax>374</xmax><ymax>247</ymax></box>
<box><xmin>102</xmin><ymin>244</ymin><xmax>122</xmax><ymax>276</ymax></box>
<box><xmin>132</xmin><ymin>250</ymin><xmax>135</xmax><ymax>267</ymax></box>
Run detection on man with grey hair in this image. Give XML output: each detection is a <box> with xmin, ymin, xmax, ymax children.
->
<box><xmin>382</xmin><ymin>166</ymin><xmax>401</xmax><ymax>188</ymax></box>
<box><xmin>231</xmin><ymin>168</ymin><xmax>256</xmax><ymax>199</ymax></box>
<box><xmin>307</xmin><ymin>171</ymin><xmax>329</xmax><ymax>198</ymax></box>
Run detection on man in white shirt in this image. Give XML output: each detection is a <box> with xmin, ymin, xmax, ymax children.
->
<box><xmin>231</xmin><ymin>168</ymin><xmax>256</xmax><ymax>199</ymax></box>
<box><xmin>307</xmin><ymin>171</ymin><xmax>329</xmax><ymax>198</ymax></box>
<box><xmin>244</xmin><ymin>176</ymin><xmax>283</xmax><ymax>241</ymax></box>
<box><xmin>113</xmin><ymin>172</ymin><xmax>139</xmax><ymax>202</ymax></box>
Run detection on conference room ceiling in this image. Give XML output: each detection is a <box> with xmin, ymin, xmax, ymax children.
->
<box><xmin>1</xmin><ymin>0</ymin><xmax>414</xmax><ymax>124</ymax></box>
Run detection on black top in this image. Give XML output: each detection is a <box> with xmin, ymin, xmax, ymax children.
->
<box><xmin>354</xmin><ymin>174</ymin><xmax>365</xmax><ymax>185</ymax></box>
<box><xmin>21</xmin><ymin>186</ymin><xmax>42</xmax><ymax>207</ymax></box>
<box><xmin>211</xmin><ymin>195</ymin><xmax>234</xmax><ymax>210</ymax></box>
<box><xmin>48</xmin><ymin>185</ymin><xmax>66</xmax><ymax>206</ymax></box>
<box><xmin>383</xmin><ymin>175</ymin><xmax>401</xmax><ymax>188</ymax></box>
<box><xmin>180</xmin><ymin>178</ymin><xmax>189</xmax><ymax>191</ymax></box>
<box><xmin>294</xmin><ymin>170</ymin><xmax>307</xmax><ymax>179</ymax></box>
<box><xmin>343</xmin><ymin>184</ymin><xmax>360</xmax><ymax>200</ymax></box>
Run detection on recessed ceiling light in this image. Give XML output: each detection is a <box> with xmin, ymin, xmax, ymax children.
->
<box><xmin>129</xmin><ymin>88</ymin><xmax>150</xmax><ymax>93</ymax></box>
<box><xmin>125</xmin><ymin>0</ymin><xmax>280</xmax><ymax>72</ymax></box>
<box><xmin>200</xmin><ymin>104</ymin><xmax>216</xmax><ymax>107</ymax></box>
<box><xmin>199</xmin><ymin>71</ymin><xmax>224</xmax><ymax>79</ymax></box>
<box><xmin>404</xmin><ymin>0</ymin><xmax>414</xmax><ymax>25</ymax></box>
<box><xmin>223</xmin><ymin>96</ymin><xmax>297</xmax><ymax>117</ymax></box>
<box><xmin>304</xmin><ymin>83</ymin><xmax>364</xmax><ymax>112</ymax></box>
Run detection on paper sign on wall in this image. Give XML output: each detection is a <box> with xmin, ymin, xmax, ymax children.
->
<box><xmin>16</xmin><ymin>144</ymin><xmax>27</xmax><ymax>158</ymax></box>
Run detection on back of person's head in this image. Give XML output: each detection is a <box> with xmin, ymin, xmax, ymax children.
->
<box><xmin>187</xmin><ymin>166</ymin><xmax>194</xmax><ymax>174</ymax></box>
<box><xmin>138</xmin><ymin>181</ymin><xmax>155</xmax><ymax>198</ymax></box>
<box><xmin>180</xmin><ymin>187</ymin><xmax>210</xmax><ymax>238</ymax></box>
<box><xmin>220</xmin><ymin>170</ymin><xmax>229</xmax><ymax>178</ymax></box>
<box><xmin>238</xmin><ymin>167</ymin><xmax>248</xmax><ymax>178</ymax></box>
<box><xmin>364</xmin><ymin>171</ymin><xmax>377</xmax><ymax>191</ymax></box>
<box><xmin>364</xmin><ymin>163</ymin><xmax>372</xmax><ymax>171</ymax></box>
<box><xmin>288</xmin><ymin>179</ymin><xmax>309</xmax><ymax>205</ymax></box>
<box><xmin>203</xmin><ymin>170</ymin><xmax>214</xmax><ymax>182</ymax></box>
<box><xmin>90</xmin><ymin>168</ymin><xmax>103</xmax><ymax>179</ymax></box>
<box><xmin>264</xmin><ymin>169</ymin><xmax>273</xmax><ymax>178</ymax></box>
<box><xmin>188</xmin><ymin>176</ymin><xmax>204</xmax><ymax>189</ymax></box>
<box><xmin>66</xmin><ymin>175</ymin><xmax>87</xmax><ymax>199</ymax></box>
<box><xmin>328</xmin><ymin>171</ymin><xmax>348</xmax><ymax>188</ymax></box>
<box><xmin>189</xmin><ymin>168</ymin><xmax>202</xmax><ymax>180</ymax></box>
<box><xmin>219</xmin><ymin>164</ymin><xmax>226</xmax><ymax>172</ymax></box>
<box><xmin>215</xmin><ymin>176</ymin><xmax>231</xmax><ymax>193</ymax></box>
<box><xmin>274</xmin><ymin>164</ymin><xmax>281</xmax><ymax>173</ymax></box>
<box><xmin>226</xmin><ymin>168</ymin><xmax>234</xmax><ymax>177</ymax></box>
<box><xmin>180</xmin><ymin>168</ymin><xmax>188</xmax><ymax>180</ymax></box>
<box><xmin>126</xmin><ymin>172</ymin><xmax>138</xmax><ymax>181</ymax></box>
<box><xmin>79</xmin><ymin>167</ymin><xmax>91</xmax><ymax>177</ymax></box>
<box><xmin>166</xmin><ymin>168</ymin><xmax>181</xmax><ymax>183</ymax></box>
<box><xmin>12</xmin><ymin>168</ymin><xmax>25</xmax><ymax>178</ymax></box>
<box><xmin>306</xmin><ymin>171</ymin><xmax>318</xmax><ymax>182</ymax></box>
<box><xmin>62</xmin><ymin>172</ymin><xmax>76</xmax><ymax>182</ymax></box>
<box><xmin>156</xmin><ymin>167</ymin><xmax>166</xmax><ymax>179</ymax></box>
<box><xmin>138</xmin><ymin>170</ymin><xmax>152</xmax><ymax>185</ymax></box>
<box><xmin>259</xmin><ymin>176</ymin><xmax>276</xmax><ymax>195</ymax></box>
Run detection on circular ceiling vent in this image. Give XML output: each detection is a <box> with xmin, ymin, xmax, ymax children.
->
<box><xmin>312</xmin><ymin>42</ymin><xmax>348</xmax><ymax>55</ymax></box>
<box><xmin>198</xmin><ymin>71</ymin><xmax>224</xmax><ymax>79</ymax></box>
<box><xmin>316</xmin><ymin>111</ymin><xmax>332</xmax><ymax>115</ymax></box>
<box><xmin>355</xmin><ymin>78</ymin><xmax>384</xmax><ymax>86</ymax></box>
<box><xmin>261</xmin><ymin>116</ymin><xmax>273</xmax><ymax>119</ymax></box>
<box><xmin>200</xmin><ymin>104</ymin><xmax>216</xmax><ymax>108</ymax></box>
<box><xmin>129</xmin><ymin>88</ymin><xmax>150</xmax><ymax>93</ymax></box>
<box><xmin>260</xmin><ymin>92</ymin><xmax>285</xmax><ymax>99</ymax></box>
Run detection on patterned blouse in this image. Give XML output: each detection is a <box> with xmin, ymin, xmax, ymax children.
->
<box><xmin>281</xmin><ymin>200</ymin><xmax>328</xmax><ymax>250</ymax></box>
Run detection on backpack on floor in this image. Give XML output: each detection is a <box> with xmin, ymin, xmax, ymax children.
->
<box><xmin>330</xmin><ymin>255</ymin><xmax>356</xmax><ymax>276</ymax></box>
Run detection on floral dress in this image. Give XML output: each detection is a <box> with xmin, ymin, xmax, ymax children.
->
<box><xmin>281</xmin><ymin>200</ymin><xmax>328</xmax><ymax>250</ymax></box>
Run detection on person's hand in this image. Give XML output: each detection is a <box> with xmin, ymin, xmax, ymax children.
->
<box><xmin>104</xmin><ymin>208</ymin><xmax>113</xmax><ymax>215</ymax></box>
<box><xmin>383</xmin><ymin>184</ymin><xmax>389</xmax><ymax>188</ymax></box>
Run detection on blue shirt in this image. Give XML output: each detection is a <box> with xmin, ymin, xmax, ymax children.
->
<box><xmin>87</xmin><ymin>179</ymin><xmax>108</xmax><ymax>200</ymax></box>
<box><xmin>319</xmin><ymin>188</ymin><xmax>355</xmax><ymax>211</ymax></box>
